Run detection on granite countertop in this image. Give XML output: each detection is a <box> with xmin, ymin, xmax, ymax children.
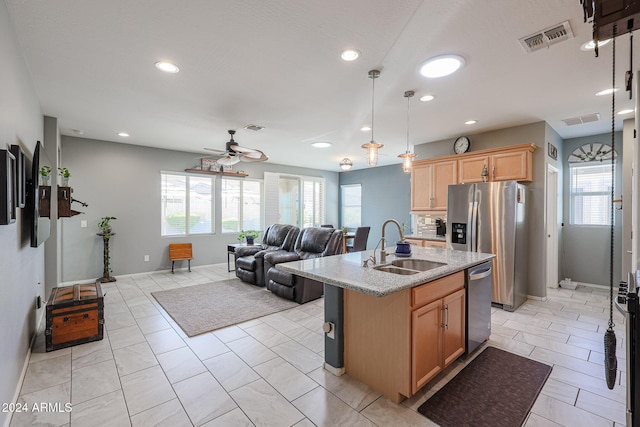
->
<box><xmin>405</xmin><ymin>234</ymin><xmax>447</xmax><ymax>242</ymax></box>
<box><xmin>276</xmin><ymin>247</ymin><xmax>495</xmax><ymax>297</ymax></box>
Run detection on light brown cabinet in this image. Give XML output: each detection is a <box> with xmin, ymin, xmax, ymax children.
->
<box><xmin>410</xmin><ymin>160</ymin><xmax>456</xmax><ymax>212</ymax></box>
<box><xmin>410</xmin><ymin>274</ymin><xmax>465</xmax><ymax>394</ymax></box>
<box><xmin>412</xmin><ymin>144</ymin><xmax>537</xmax><ymax>211</ymax></box>
<box><xmin>344</xmin><ymin>271</ymin><xmax>465</xmax><ymax>402</ymax></box>
<box><xmin>457</xmin><ymin>144</ymin><xmax>536</xmax><ymax>184</ymax></box>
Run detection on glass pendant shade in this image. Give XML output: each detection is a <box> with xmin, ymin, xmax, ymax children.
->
<box><xmin>398</xmin><ymin>90</ymin><xmax>416</xmax><ymax>173</ymax></box>
<box><xmin>217</xmin><ymin>155</ymin><xmax>241</xmax><ymax>166</ymax></box>
<box><xmin>362</xmin><ymin>70</ymin><xmax>382</xmax><ymax>167</ymax></box>
<box><xmin>362</xmin><ymin>142</ymin><xmax>382</xmax><ymax>167</ymax></box>
<box><xmin>398</xmin><ymin>151</ymin><xmax>417</xmax><ymax>173</ymax></box>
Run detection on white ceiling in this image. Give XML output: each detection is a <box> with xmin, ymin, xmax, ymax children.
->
<box><xmin>5</xmin><ymin>0</ymin><xmax>634</xmax><ymax>172</ymax></box>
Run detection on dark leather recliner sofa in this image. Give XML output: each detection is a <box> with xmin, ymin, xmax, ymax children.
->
<box><xmin>235</xmin><ymin>224</ymin><xmax>300</xmax><ymax>286</ymax></box>
<box><xmin>264</xmin><ymin>227</ymin><xmax>343</xmax><ymax>303</ymax></box>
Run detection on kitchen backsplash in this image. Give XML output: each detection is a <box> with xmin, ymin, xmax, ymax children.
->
<box><xmin>412</xmin><ymin>213</ymin><xmax>447</xmax><ymax>237</ymax></box>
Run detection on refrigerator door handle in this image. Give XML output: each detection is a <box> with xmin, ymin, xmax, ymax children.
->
<box><xmin>469</xmin><ymin>266</ymin><xmax>492</xmax><ymax>281</ymax></box>
<box><xmin>470</xmin><ymin>201</ymin><xmax>478</xmax><ymax>252</ymax></box>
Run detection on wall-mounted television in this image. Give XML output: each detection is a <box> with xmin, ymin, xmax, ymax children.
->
<box><xmin>27</xmin><ymin>141</ymin><xmax>52</xmax><ymax>247</ymax></box>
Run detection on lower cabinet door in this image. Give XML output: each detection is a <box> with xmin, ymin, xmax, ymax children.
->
<box><xmin>411</xmin><ymin>299</ymin><xmax>443</xmax><ymax>394</ymax></box>
<box><xmin>442</xmin><ymin>289</ymin><xmax>465</xmax><ymax>367</ymax></box>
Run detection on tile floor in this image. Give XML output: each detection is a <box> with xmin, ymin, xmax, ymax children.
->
<box><xmin>9</xmin><ymin>263</ymin><xmax>628</xmax><ymax>426</ymax></box>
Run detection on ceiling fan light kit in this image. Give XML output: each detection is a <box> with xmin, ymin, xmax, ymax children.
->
<box><xmin>204</xmin><ymin>129</ymin><xmax>268</xmax><ymax>165</ymax></box>
<box><xmin>362</xmin><ymin>69</ymin><xmax>383</xmax><ymax>167</ymax></box>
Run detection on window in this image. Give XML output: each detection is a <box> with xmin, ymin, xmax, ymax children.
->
<box><xmin>341</xmin><ymin>184</ymin><xmax>361</xmax><ymax>228</ymax></box>
<box><xmin>570</xmin><ymin>163</ymin><xmax>613</xmax><ymax>225</ymax></box>
<box><xmin>221</xmin><ymin>178</ymin><xmax>263</xmax><ymax>233</ymax></box>
<box><xmin>264</xmin><ymin>172</ymin><xmax>325</xmax><ymax>228</ymax></box>
<box><xmin>161</xmin><ymin>172</ymin><xmax>214</xmax><ymax>236</ymax></box>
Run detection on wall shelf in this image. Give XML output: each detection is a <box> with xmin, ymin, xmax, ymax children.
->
<box><xmin>184</xmin><ymin>168</ymin><xmax>248</xmax><ymax>177</ymax></box>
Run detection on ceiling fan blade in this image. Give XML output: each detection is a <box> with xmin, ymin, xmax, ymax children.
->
<box><xmin>217</xmin><ymin>155</ymin><xmax>241</xmax><ymax>166</ymax></box>
<box><xmin>229</xmin><ymin>144</ymin><xmax>258</xmax><ymax>154</ymax></box>
<box><xmin>239</xmin><ymin>150</ymin><xmax>268</xmax><ymax>162</ymax></box>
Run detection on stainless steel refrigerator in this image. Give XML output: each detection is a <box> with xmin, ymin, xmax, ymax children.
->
<box><xmin>447</xmin><ymin>181</ymin><xmax>528</xmax><ymax>311</ymax></box>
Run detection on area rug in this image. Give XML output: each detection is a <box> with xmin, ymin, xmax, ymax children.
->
<box><xmin>417</xmin><ymin>346</ymin><xmax>552</xmax><ymax>427</ymax></box>
<box><xmin>151</xmin><ymin>279</ymin><xmax>299</xmax><ymax>337</ymax></box>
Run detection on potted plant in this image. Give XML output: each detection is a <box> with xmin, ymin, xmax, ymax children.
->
<box><xmin>40</xmin><ymin>165</ymin><xmax>52</xmax><ymax>186</ymax></box>
<box><xmin>238</xmin><ymin>229</ymin><xmax>259</xmax><ymax>245</ymax></box>
<box><xmin>98</xmin><ymin>216</ymin><xmax>117</xmax><ymax>237</ymax></box>
<box><xmin>58</xmin><ymin>167</ymin><xmax>71</xmax><ymax>187</ymax></box>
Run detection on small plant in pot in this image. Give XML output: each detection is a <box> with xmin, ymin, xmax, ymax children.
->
<box><xmin>98</xmin><ymin>216</ymin><xmax>117</xmax><ymax>238</ymax></box>
<box><xmin>238</xmin><ymin>229</ymin><xmax>259</xmax><ymax>245</ymax></box>
<box><xmin>58</xmin><ymin>167</ymin><xmax>71</xmax><ymax>186</ymax></box>
<box><xmin>40</xmin><ymin>165</ymin><xmax>52</xmax><ymax>186</ymax></box>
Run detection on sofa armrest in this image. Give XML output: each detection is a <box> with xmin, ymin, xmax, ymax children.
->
<box><xmin>264</xmin><ymin>251</ymin><xmax>301</xmax><ymax>265</ymax></box>
<box><xmin>235</xmin><ymin>245</ymin><xmax>263</xmax><ymax>257</ymax></box>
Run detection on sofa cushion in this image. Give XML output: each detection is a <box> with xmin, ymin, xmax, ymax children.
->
<box><xmin>267</xmin><ymin>267</ymin><xmax>294</xmax><ymax>287</ymax></box>
<box><xmin>263</xmin><ymin>224</ymin><xmax>296</xmax><ymax>250</ymax></box>
<box><xmin>297</xmin><ymin>227</ymin><xmax>333</xmax><ymax>254</ymax></box>
<box><xmin>236</xmin><ymin>255</ymin><xmax>256</xmax><ymax>270</ymax></box>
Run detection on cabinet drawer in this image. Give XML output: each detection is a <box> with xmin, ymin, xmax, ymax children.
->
<box><xmin>412</xmin><ymin>271</ymin><xmax>464</xmax><ymax>309</ymax></box>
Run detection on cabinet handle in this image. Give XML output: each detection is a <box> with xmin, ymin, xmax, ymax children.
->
<box><xmin>492</xmin><ymin>165</ymin><xmax>495</xmax><ymax>179</ymax></box>
<box><xmin>443</xmin><ymin>305</ymin><xmax>449</xmax><ymax>330</ymax></box>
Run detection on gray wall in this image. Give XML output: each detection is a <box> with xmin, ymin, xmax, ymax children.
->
<box><xmin>60</xmin><ymin>136</ymin><xmax>339</xmax><ymax>282</ymax></box>
<box><xmin>338</xmin><ymin>164</ymin><xmax>412</xmax><ymax>249</ymax></box>
<box><xmin>414</xmin><ymin>121</ymin><xmax>550</xmax><ymax>298</ymax></box>
<box><xmin>561</xmin><ymin>132</ymin><xmax>623</xmax><ymax>286</ymax></box>
<box><xmin>0</xmin><ymin>2</ymin><xmax>45</xmax><ymax>426</ymax></box>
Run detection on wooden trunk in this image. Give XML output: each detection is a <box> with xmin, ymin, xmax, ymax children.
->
<box><xmin>45</xmin><ymin>282</ymin><xmax>104</xmax><ymax>352</ymax></box>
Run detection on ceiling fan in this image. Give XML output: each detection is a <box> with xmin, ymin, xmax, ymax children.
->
<box><xmin>204</xmin><ymin>130</ymin><xmax>268</xmax><ymax>165</ymax></box>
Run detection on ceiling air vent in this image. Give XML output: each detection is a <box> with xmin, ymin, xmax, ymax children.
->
<box><xmin>562</xmin><ymin>113</ymin><xmax>600</xmax><ymax>126</ymax></box>
<box><xmin>519</xmin><ymin>21</ymin><xmax>574</xmax><ymax>53</ymax></box>
<box><xmin>244</xmin><ymin>124</ymin><xmax>265</xmax><ymax>132</ymax></box>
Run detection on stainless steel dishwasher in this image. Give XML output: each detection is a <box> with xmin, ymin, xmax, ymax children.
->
<box><xmin>466</xmin><ymin>261</ymin><xmax>492</xmax><ymax>356</ymax></box>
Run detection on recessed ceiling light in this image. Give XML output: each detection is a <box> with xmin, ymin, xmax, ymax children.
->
<box><xmin>154</xmin><ymin>61</ymin><xmax>180</xmax><ymax>73</ymax></box>
<box><xmin>419</xmin><ymin>95</ymin><xmax>435</xmax><ymax>102</ymax></box>
<box><xmin>419</xmin><ymin>54</ymin><xmax>465</xmax><ymax>78</ymax></box>
<box><xmin>71</xmin><ymin>129</ymin><xmax>84</xmax><ymax>135</ymax></box>
<box><xmin>311</xmin><ymin>142</ymin><xmax>332</xmax><ymax>148</ymax></box>
<box><xmin>360</xmin><ymin>126</ymin><xmax>371</xmax><ymax>132</ymax></box>
<box><xmin>618</xmin><ymin>108</ymin><xmax>635</xmax><ymax>115</ymax></box>
<box><xmin>581</xmin><ymin>38</ymin><xmax>612</xmax><ymax>51</ymax></box>
<box><xmin>595</xmin><ymin>88</ymin><xmax>619</xmax><ymax>96</ymax></box>
<box><xmin>118</xmin><ymin>132</ymin><xmax>130</xmax><ymax>137</ymax></box>
<box><xmin>464</xmin><ymin>120</ymin><xmax>478</xmax><ymax>125</ymax></box>
<box><xmin>340</xmin><ymin>49</ymin><xmax>361</xmax><ymax>61</ymax></box>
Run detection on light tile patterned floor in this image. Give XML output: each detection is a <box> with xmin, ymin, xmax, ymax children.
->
<box><xmin>9</xmin><ymin>263</ymin><xmax>627</xmax><ymax>426</ymax></box>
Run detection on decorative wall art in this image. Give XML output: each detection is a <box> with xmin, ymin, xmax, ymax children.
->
<box><xmin>0</xmin><ymin>148</ymin><xmax>16</xmax><ymax>225</ymax></box>
<box><xmin>9</xmin><ymin>145</ymin><xmax>25</xmax><ymax>208</ymax></box>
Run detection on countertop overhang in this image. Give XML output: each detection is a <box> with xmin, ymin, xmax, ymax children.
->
<box><xmin>276</xmin><ymin>247</ymin><xmax>495</xmax><ymax>297</ymax></box>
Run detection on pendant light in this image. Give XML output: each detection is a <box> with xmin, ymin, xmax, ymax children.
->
<box><xmin>339</xmin><ymin>158</ymin><xmax>353</xmax><ymax>171</ymax></box>
<box><xmin>398</xmin><ymin>90</ymin><xmax>417</xmax><ymax>173</ymax></box>
<box><xmin>361</xmin><ymin>70</ymin><xmax>383</xmax><ymax>167</ymax></box>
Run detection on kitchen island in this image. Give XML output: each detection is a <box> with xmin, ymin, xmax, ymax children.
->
<box><xmin>277</xmin><ymin>246</ymin><xmax>495</xmax><ymax>403</ymax></box>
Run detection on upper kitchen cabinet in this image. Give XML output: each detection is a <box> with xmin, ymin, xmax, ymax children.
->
<box><xmin>458</xmin><ymin>156</ymin><xmax>489</xmax><ymax>184</ymax></box>
<box><xmin>458</xmin><ymin>144</ymin><xmax>537</xmax><ymax>183</ymax></box>
<box><xmin>411</xmin><ymin>160</ymin><xmax>457</xmax><ymax>212</ymax></box>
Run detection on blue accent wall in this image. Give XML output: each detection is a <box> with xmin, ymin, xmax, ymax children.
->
<box><xmin>339</xmin><ymin>164</ymin><xmax>411</xmax><ymax>250</ymax></box>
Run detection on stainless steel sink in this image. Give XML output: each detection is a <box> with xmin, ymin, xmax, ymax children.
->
<box><xmin>391</xmin><ymin>259</ymin><xmax>447</xmax><ymax>271</ymax></box>
<box><xmin>373</xmin><ymin>265</ymin><xmax>419</xmax><ymax>275</ymax></box>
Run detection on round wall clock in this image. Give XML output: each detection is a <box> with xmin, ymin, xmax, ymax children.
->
<box><xmin>454</xmin><ymin>136</ymin><xmax>471</xmax><ymax>154</ymax></box>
